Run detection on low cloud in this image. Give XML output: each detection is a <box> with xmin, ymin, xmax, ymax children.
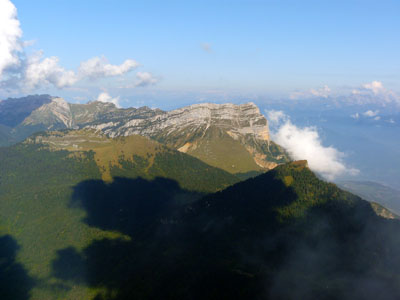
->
<box><xmin>265</xmin><ymin>110</ymin><xmax>288</xmax><ymax>126</ymax></box>
<box><xmin>289</xmin><ymin>81</ymin><xmax>400</xmax><ymax>106</ymax></box>
<box><xmin>270</xmin><ymin>112</ymin><xmax>359</xmax><ymax>180</ymax></box>
<box><xmin>290</xmin><ymin>85</ymin><xmax>331</xmax><ymax>100</ymax></box>
<box><xmin>351</xmin><ymin>81</ymin><xmax>399</xmax><ymax>105</ymax></box>
<box><xmin>363</xmin><ymin>110</ymin><xmax>379</xmax><ymax>117</ymax></box>
<box><xmin>351</xmin><ymin>110</ymin><xmax>382</xmax><ymax>121</ymax></box>
<box><xmin>96</xmin><ymin>92</ymin><xmax>120</xmax><ymax>108</ymax></box>
<box><xmin>135</xmin><ymin>72</ymin><xmax>158</xmax><ymax>87</ymax></box>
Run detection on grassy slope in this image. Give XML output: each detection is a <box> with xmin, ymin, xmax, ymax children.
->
<box><xmin>157</xmin><ymin>125</ymin><xmax>289</xmax><ymax>174</ymax></box>
<box><xmin>185</xmin><ymin>127</ymin><xmax>264</xmax><ymax>173</ymax></box>
<box><xmin>0</xmin><ymin>130</ymin><xmax>239</xmax><ymax>299</ymax></box>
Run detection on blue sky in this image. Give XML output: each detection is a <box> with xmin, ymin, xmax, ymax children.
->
<box><xmin>2</xmin><ymin>0</ymin><xmax>400</xmax><ymax>107</ymax></box>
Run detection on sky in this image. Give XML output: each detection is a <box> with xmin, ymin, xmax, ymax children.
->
<box><xmin>1</xmin><ymin>0</ymin><xmax>400</xmax><ymax>107</ymax></box>
<box><xmin>1</xmin><ymin>0</ymin><xmax>400</xmax><ymax>183</ymax></box>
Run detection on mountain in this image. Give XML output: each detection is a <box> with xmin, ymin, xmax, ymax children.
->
<box><xmin>42</xmin><ymin>160</ymin><xmax>400</xmax><ymax>300</ymax></box>
<box><xmin>23</xmin><ymin>129</ymin><xmax>239</xmax><ymax>190</ymax></box>
<box><xmin>0</xmin><ymin>94</ymin><xmax>53</xmax><ymax>146</ymax></box>
<box><xmin>0</xmin><ymin>96</ymin><xmax>162</xmax><ymax>145</ymax></box>
<box><xmin>338</xmin><ymin>180</ymin><xmax>400</xmax><ymax>216</ymax></box>
<box><xmin>0</xmin><ymin>94</ymin><xmax>52</xmax><ymax>128</ymax></box>
<box><xmin>0</xmin><ymin>130</ymin><xmax>240</xmax><ymax>299</ymax></box>
<box><xmin>0</xmin><ymin>96</ymin><xmax>289</xmax><ymax>173</ymax></box>
<box><xmin>85</xmin><ymin>102</ymin><xmax>289</xmax><ymax>173</ymax></box>
<box><xmin>2</xmin><ymin>141</ymin><xmax>399</xmax><ymax>299</ymax></box>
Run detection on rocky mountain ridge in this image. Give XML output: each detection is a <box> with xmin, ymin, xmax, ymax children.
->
<box><xmin>89</xmin><ymin>102</ymin><xmax>269</xmax><ymax>140</ymax></box>
<box><xmin>84</xmin><ymin>101</ymin><xmax>287</xmax><ymax>173</ymax></box>
<box><xmin>0</xmin><ymin>95</ymin><xmax>289</xmax><ymax>172</ymax></box>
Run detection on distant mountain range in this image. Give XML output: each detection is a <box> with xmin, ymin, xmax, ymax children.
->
<box><xmin>339</xmin><ymin>180</ymin><xmax>400</xmax><ymax>216</ymax></box>
<box><xmin>0</xmin><ymin>95</ymin><xmax>289</xmax><ymax>174</ymax></box>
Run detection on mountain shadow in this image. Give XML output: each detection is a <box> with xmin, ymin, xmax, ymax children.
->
<box><xmin>51</xmin><ymin>175</ymin><xmax>275</xmax><ymax>299</ymax></box>
<box><xmin>51</xmin><ymin>163</ymin><xmax>400</xmax><ymax>299</ymax></box>
<box><xmin>0</xmin><ymin>235</ymin><xmax>36</xmax><ymax>300</ymax></box>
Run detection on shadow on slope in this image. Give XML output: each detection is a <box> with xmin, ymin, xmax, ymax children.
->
<box><xmin>50</xmin><ymin>175</ymin><xmax>278</xmax><ymax>299</ymax></box>
<box><xmin>0</xmin><ymin>235</ymin><xmax>36</xmax><ymax>300</ymax></box>
<box><xmin>51</xmin><ymin>165</ymin><xmax>400</xmax><ymax>299</ymax></box>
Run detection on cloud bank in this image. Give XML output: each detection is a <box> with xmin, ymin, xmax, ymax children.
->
<box><xmin>290</xmin><ymin>81</ymin><xmax>399</xmax><ymax>106</ymax></box>
<box><xmin>290</xmin><ymin>85</ymin><xmax>331</xmax><ymax>100</ymax></box>
<box><xmin>266</xmin><ymin>110</ymin><xmax>359</xmax><ymax>180</ymax></box>
<box><xmin>0</xmin><ymin>0</ymin><xmax>153</xmax><ymax>93</ymax></box>
<box><xmin>350</xmin><ymin>81</ymin><xmax>399</xmax><ymax>104</ymax></box>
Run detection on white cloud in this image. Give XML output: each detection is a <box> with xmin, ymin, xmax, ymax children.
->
<box><xmin>78</xmin><ymin>56</ymin><xmax>139</xmax><ymax>79</ymax></box>
<box><xmin>96</xmin><ymin>92</ymin><xmax>120</xmax><ymax>108</ymax></box>
<box><xmin>19</xmin><ymin>54</ymin><xmax>139</xmax><ymax>90</ymax></box>
<box><xmin>23</xmin><ymin>51</ymin><xmax>78</xmax><ymax>89</ymax></box>
<box><xmin>290</xmin><ymin>85</ymin><xmax>331</xmax><ymax>100</ymax></box>
<box><xmin>363</xmin><ymin>110</ymin><xmax>379</xmax><ymax>117</ymax></box>
<box><xmin>0</xmin><ymin>0</ymin><xmax>143</xmax><ymax>92</ymax></box>
<box><xmin>271</xmin><ymin>112</ymin><xmax>359</xmax><ymax>180</ymax></box>
<box><xmin>265</xmin><ymin>110</ymin><xmax>288</xmax><ymax>126</ymax></box>
<box><xmin>310</xmin><ymin>85</ymin><xmax>331</xmax><ymax>98</ymax></box>
<box><xmin>363</xmin><ymin>81</ymin><xmax>384</xmax><ymax>95</ymax></box>
<box><xmin>135</xmin><ymin>72</ymin><xmax>158</xmax><ymax>87</ymax></box>
<box><xmin>351</xmin><ymin>81</ymin><xmax>400</xmax><ymax>105</ymax></box>
<box><xmin>351</xmin><ymin>112</ymin><xmax>360</xmax><ymax>119</ymax></box>
<box><xmin>0</xmin><ymin>0</ymin><xmax>22</xmax><ymax>78</ymax></box>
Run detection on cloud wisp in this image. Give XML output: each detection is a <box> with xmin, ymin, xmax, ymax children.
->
<box><xmin>96</xmin><ymin>92</ymin><xmax>120</xmax><ymax>108</ymax></box>
<box><xmin>78</xmin><ymin>57</ymin><xmax>139</xmax><ymax>79</ymax></box>
<box><xmin>135</xmin><ymin>72</ymin><xmax>158</xmax><ymax>87</ymax></box>
<box><xmin>265</xmin><ymin>110</ymin><xmax>288</xmax><ymax>126</ymax></box>
<box><xmin>266</xmin><ymin>110</ymin><xmax>359</xmax><ymax>180</ymax></box>
<box><xmin>290</xmin><ymin>85</ymin><xmax>331</xmax><ymax>100</ymax></box>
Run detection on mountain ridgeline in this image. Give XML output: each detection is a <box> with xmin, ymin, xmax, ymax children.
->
<box><xmin>0</xmin><ymin>95</ymin><xmax>289</xmax><ymax>174</ymax></box>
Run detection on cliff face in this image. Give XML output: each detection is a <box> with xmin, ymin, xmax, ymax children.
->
<box><xmin>23</xmin><ymin>97</ymin><xmax>73</xmax><ymax>128</ymax></box>
<box><xmin>92</xmin><ymin>102</ymin><xmax>269</xmax><ymax>141</ymax></box>
<box><xmin>86</xmin><ymin>102</ymin><xmax>286</xmax><ymax>174</ymax></box>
